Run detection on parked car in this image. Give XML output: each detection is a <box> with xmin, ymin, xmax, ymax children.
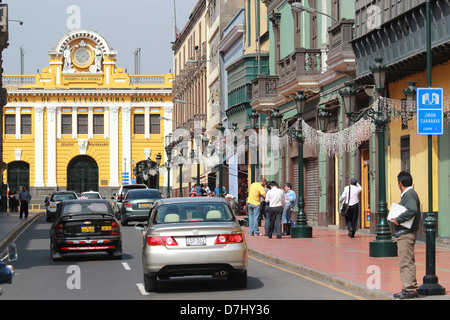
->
<box><xmin>80</xmin><ymin>191</ymin><xmax>103</xmax><ymax>199</ymax></box>
<box><xmin>120</xmin><ymin>189</ymin><xmax>162</xmax><ymax>226</ymax></box>
<box><xmin>111</xmin><ymin>184</ymin><xmax>147</xmax><ymax>217</ymax></box>
<box><xmin>46</xmin><ymin>191</ymin><xmax>78</xmax><ymax>222</ymax></box>
<box><xmin>135</xmin><ymin>197</ymin><xmax>248</xmax><ymax>292</ymax></box>
<box><xmin>49</xmin><ymin>199</ymin><xmax>122</xmax><ymax>260</ymax></box>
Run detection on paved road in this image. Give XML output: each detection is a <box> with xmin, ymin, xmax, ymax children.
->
<box><xmin>1</xmin><ymin>214</ymin><xmax>368</xmax><ymax>301</ymax></box>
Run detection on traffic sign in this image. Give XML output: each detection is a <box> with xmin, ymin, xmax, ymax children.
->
<box><xmin>416</xmin><ymin>87</ymin><xmax>444</xmax><ymax>135</ymax></box>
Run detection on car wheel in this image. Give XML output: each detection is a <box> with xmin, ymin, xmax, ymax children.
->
<box><xmin>144</xmin><ymin>273</ymin><xmax>157</xmax><ymax>292</ymax></box>
<box><xmin>230</xmin><ymin>270</ymin><xmax>247</xmax><ymax>288</ymax></box>
<box><xmin>121</xmin><ymin>219</ymin><xmax>128</xmax><ymax>226</ymax></box>
<box><xmin>50</xmin><ymin>241</ymin><xmax>62</xmax><ymax>261</ymax></box>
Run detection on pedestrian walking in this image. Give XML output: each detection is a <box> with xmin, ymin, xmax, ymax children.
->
<box><xmin>391</xmin><ymin>171</ymin><xmax>421</xmax><ymax>299</ymax></box>
<box><xmin>265</xmin><ymin>181</ymin><xmax>285</xmax><ymax>239</ymax></box>
<box><xmin>339</xmin><ymin>178</ymin><xmax>362</xmax><ymax>238</ymax></box>
<box><xmin>247</xmin><ymin>178</ymin><xmax>267</xmax><ymax>236</ymax></box>
<box><xmin>9</xmin><ymin>191</ymin><xmax>16</xmax><ymax>214</ymax></box>
<box><xmin>282</xmin><ymin>183</ymin><xmax>296</xmax><ymax>235</ymax></box>
<box><xmin>19</xmin><ymin>186</ymin><xmax>32</xmax><ymax>219</ymax></box>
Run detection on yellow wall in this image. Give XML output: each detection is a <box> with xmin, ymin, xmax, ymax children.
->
<box><xmin>387</xmin><ymin>61</ymin><xmax>450</xmax><ymax>212</ymax></box>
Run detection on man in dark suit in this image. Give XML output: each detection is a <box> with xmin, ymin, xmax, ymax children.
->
<box><xmin>391</xmin><ymin>171</ymin><xmax>421</xmax><ymax>299</ymax></box>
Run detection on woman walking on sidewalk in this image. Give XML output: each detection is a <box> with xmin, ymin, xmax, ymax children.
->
<box><xmin>339</xmin><ymin>178</ymin><xmax>362</xmax><ymax>238</ymax></box>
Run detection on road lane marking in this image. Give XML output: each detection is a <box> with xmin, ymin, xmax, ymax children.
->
<box><xmin>122</xmin><ymin>262</ymin><xmax>131</xmax><ymax>270</ymax></box>
<box><xmin>137</xmin><ymin>283</ymin><xmax>150</xmax><ymax>295</ymax></box>
<box><xmin>250</xmin><ymin>256</ymin><xmax>367</xmax><ymax>300</ymax></box>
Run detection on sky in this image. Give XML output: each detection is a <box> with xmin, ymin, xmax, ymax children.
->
<box><xmin>3</xmin><ymin>0</ymin><xmax>199</xmax><ymax>75</ymax></box>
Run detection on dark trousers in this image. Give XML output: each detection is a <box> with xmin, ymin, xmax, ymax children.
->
<box><xmin>345</xmin><ymin>204</ymin><xmax>359</xmax><ymax>237</ymax></box>
<box><xmin>268</xmin><ymin>206</ymin><xmax>283</xmax><ymax>237</ymax></box>
<box><xmin>20</xmin><ymin>200</ymin><xmax>28</xmax><ymax>218</ymax></box>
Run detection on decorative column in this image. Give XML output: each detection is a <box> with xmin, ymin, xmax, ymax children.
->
<box><xmin>109</xmin><ymin>105</ymin><xmax>119</xmax><ymax>187</ymax></box>
<box><xmin>46</xmin><ymin>106</ymin><xmax>57</xmax><ymax>187</ymax></box>
<box><xmin>34</xmin><ymin>106</ymin><xmax>45</xmax><ymax>187</ymax></box>
<box><xmin>121</xmin><ymin>105</ymin><xmax>132</xmax><ymax>176</ymax></box>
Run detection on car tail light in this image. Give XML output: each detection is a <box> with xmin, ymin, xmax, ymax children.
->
<box><xmin>125</xmin><ymin>202</ymin><xmax>131</xmax><ymax>207</ymax></box>
<box><xmin>146</xmin><ymin>236</ymin><xmax>178</xmax><ymax>246</ymax></box>
<box><xmin>55</xmin><ymin>224</ymin><xmax>64</xmax><ymax>237</ymax></box>
<box><xmin>111</xmin><ymin>221</ymin><xmax>120</xmax><ymax>236</ymax></box>
<box><xmin>215</xmin><ymin>232</ymin><xmax>243</xmax><ymax>245</ymax></box>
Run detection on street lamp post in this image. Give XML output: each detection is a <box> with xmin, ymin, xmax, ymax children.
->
<box><xmin>217</xmin><ymin>122</ymin><xmax>225</xmax><ymax>197</ymax></box>
<box><xmin>291</xmin><ymin>91</ymin><xmax>312</xmax><ymax>238</ymax></box>
<box><xmin>418</xmin><ymin>0</ymin><xmax>446</xmax><ymax>296</ymax></box>
<box><xmin>249</xmin><ymin>110</ymin><xmax>260</xmax><ymax>184</ymax></box>
<box><xmin>155</xmin><ymin>153</ymin><xmax>162</xmax><ymax>190</ymax></box>
<box><xmin>341</xmin><ymin>58</ymin><xmax>397</xmax><ymax>257</ymax></box>
<box><xmin>165</xmin><ymin>146</ymin><xmax>172</xmax><ymax>198</ymax></box>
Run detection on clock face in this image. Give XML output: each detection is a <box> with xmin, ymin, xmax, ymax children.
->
<box><xmin>73</xmin><ymin>47</ymin><xmax>92</xmax><ymax>68</ymax></box>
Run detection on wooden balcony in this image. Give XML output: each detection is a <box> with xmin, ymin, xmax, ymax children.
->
<box><xmin>277</xmin><ymin>48</ymin><xmax>322</xmax><ymax>96</ymax></box>
<box><xmin>250</xmin><ymin>74</ymin><xmax>279</xmax><ymax>113</ymax></box>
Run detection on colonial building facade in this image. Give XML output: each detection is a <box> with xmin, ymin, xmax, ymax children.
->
<box><xmin>3</xmin><ymin>29</ymin><xmax>173</xmax><ymax>202</ymax></box>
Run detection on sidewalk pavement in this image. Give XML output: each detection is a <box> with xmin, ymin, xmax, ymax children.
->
<box><xmin>241</xmin><ymin>218</ymin><xmax>450</xmax><ymax>300</ymax></box>
<box><xmin>0</xmin><ymin>211</ymin><xmax>43</xmax><ymax>249</ymax></box>
<box><xmin>1</xmin><ymin>210</ymin><xmax>449</xmax><ymax>300</ymax></box>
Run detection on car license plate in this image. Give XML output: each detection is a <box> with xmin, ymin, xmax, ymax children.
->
<box><xmin>81</xmin><ymin>226</ymin><xmax>95</xmax><ymax>233</ymax></box>
<box><xmin>140</xmin><ymin>203</ymin><xmax>150</xmax><ymax>208</ymax></box>
<box><xmin>186</xmin><ymin>236</ymin><xmax>206</xmax><ymax>246</ymax></box>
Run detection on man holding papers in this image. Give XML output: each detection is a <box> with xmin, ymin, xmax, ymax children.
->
<box><xmin>391</xmin><ymin>171</ymin><xmax>421</xmax><ymax>299</ymax></box>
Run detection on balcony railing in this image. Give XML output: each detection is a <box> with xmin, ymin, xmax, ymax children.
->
<box><xmin>252</xmin><ymin>74</ymin><xmax>279</xmax><ymax>101</ymax></box>
<box><xmin>277</xmin><ymin>48</ymin><xmax>322</xmax><ymax>88</ymax></box>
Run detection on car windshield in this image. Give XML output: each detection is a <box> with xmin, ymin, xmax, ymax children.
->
<box><xmin>126</xmin><ymin>189</ymin><xmax>160</xmax><ymax>200</ymax></box>
<box><xmin>51</xmin><ymin>193</ymin><xmax>77</xmax><ymax>201</ymax></box>
<box><xmin>154</xmin><ymin>203</ymin><xmax>233</xmax><ymax>224</ymax></box>
<box><xmin>61</xmin><ymin>202</ymin><xmax>111</xmax><ymax>217</ymax></box>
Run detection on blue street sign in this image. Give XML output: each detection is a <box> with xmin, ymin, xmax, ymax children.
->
<box><xmin>417</xmin><ymin>87</ymin><xmax>444</xmax><ymax>135</ymax></box>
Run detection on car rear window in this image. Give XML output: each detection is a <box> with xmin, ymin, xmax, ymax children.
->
<box><xmin>62</xmin><ymin>202</ymin><xmax>110</xmax><ymax>216</ymax></box>
<box><xmin>51</xmin><ymin>193</ymin><xmax>77</xmax><ymax>201</ymax></box>
<box><xmin>126</xmin><ymin>189</ymin><xmax>160</xmax><ymax>200</ymax></box>
<box><xmin>154</xmin><ymin>203</ymin><xmax>233</xmax><ymax>224</ymax></box>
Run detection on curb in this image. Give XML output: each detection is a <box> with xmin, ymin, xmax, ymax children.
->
<box><xmin>248</xmin><ymin>248</ymin><xmax>394</xmax><ymax>300</ymax></box>
<box><xmin>0</xmin><ymin>212</ymin><xmax>45</xmax><ymax>250</ymax></box>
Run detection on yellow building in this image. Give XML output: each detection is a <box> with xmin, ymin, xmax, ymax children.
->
<box><xmin>3</xmin><ymin>29</ymin><xmax>174</xmax><ymax>202</ymax></box>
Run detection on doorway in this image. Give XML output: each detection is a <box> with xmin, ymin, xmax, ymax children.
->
<box><xmin>67</xmin><ymin>155</ymin><xmax>99</xmax><ymax>193</ymax></box>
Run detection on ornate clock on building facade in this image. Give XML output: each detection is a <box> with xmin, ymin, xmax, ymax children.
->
<box><xmin>72</xmin><ymin>46</ymin><xmax>93</xmax><ymax>68</ymax></box>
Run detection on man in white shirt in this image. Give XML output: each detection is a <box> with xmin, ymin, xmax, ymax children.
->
<box><xmin>339</xmin><ymin>178</ymin><xmax>362</xmax><ymax>238</ymax></box>
<box><xmin>265</xmin><ymin>181</ymin><xmax>286</xmax><ymax>239</ymax></box>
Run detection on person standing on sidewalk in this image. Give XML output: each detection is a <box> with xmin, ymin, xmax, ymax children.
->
<box><xmin>247</xmin><ymin>178</ymin><xmax>267</xmax><ymax>236</ymax></box>
<box><xmin>265</xmin><ymin>181</ymin><xmax>285</xmax><ymax>239</ymax></box>
<box><xmin>282</xmin><ymin>183</ymin><xmax>296</xmax><ymax>236</ymax></box>
<box><xmin>391</xmin><ymin>171</ymin><xmax>421</xmax><ymax>299</ymax></box>
<box><xmin>19</xmin><ymin>186</ymin><xmax>32</xmax><ymax>219</ymax></box>
<box><xmin>339</xmin><ymin>178</ymin><xmax>362</xmax><ymax>238</ymax></box>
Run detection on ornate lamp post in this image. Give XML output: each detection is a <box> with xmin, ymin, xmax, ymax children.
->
<box><xmin>341</xmin><ymin>58</ymin><xmax>397</xmax><ymax>257</ymax></box>
<box><xmin>155</xmin><ymin>153</ymin><xmax>162</xmax><ymax>190</ymax></box>
<box><xmin>249</xmin><ymin>110</ymin><xmax>260</xmax><ymax>183</ymax></box>
<box><xmin>291</xmin><ymin>91</ymin><xmax>312</xmax><ymax>238</ymax></box>
<box><xmin>217</xmin><ymin>122</ymin><xmax>225</xmax><ymax>197</ymax></box>
<box><xmin>165</xmin><ymin>146</ymin><xmax>172</xmax><ymax>198</ymax></box>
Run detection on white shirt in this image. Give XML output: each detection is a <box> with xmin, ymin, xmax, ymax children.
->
<box><xmin>340</xmin><ymin>183</ymin><xmax>362</xmax><ymax>206</ymax></box>
<box><xmin>265</xmin><ymin>187</ymin><xmax>286</xmax><ymax>208</ymax></box>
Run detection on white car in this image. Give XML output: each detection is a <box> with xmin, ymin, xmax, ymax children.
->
<box><xmin>80</xmin><ymin>191</ymin><xmax>103</xmax><ymax>199</ymax></box>
<box><xmin>46</xmin><ymin>191</ymin><xmax>78</xmax><ymax>222</ymax></box>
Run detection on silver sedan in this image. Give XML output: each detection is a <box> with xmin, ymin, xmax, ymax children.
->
<box><xmin>136</xmin><ymin>197</ymin><xmax>248</xmax><ymax>292</ymax></box>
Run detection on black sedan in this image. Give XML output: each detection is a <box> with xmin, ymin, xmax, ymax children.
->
<box><xmin>49</xmin><ymin>199</ymin><xmax>122</xmax><ymax>260</ymax></box>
